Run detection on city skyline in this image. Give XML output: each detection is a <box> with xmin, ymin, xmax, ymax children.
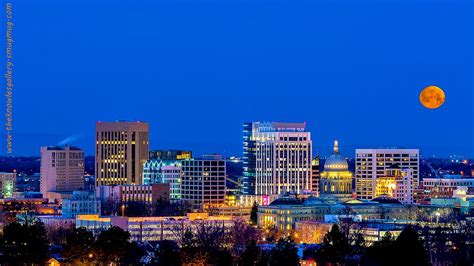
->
<box><xmin>1</xmin><ymin>0</ymin><xmax>472</xmax><ymax>158</ymax></box>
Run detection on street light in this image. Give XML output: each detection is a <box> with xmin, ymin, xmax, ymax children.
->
<box><xmin>435</xmin><ymin>212</ymin><xmax>440</xmax><ymax>224</ymax></box>
<box><xmin>121</xmin><ymin>204</ymin><xmax>125</xmax><ymax>217</ymax></box>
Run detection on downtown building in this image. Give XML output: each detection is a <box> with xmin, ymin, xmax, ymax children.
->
<box><xmin>355</xmin><ymin>148</ymin><xmax>419</xmax><ymax>200</ymax></box>
<box><xmin>143</xmin><ymin>149</ymin><xmax>190</xmax><ymax>201</ymax></box>
<box><xmin>40</xmin><ymin>146</ymin><xmax>85</xmax><ymax>202</ymax></box>
<box><xmin>180</xmin><ymin>155</ymin><xmax>226</xmax><ymax>210</ymax></box>
<box><xmin>95</xmin><ymin>121</ymin><xmax>149</xmax><ymax>186</ymax></box>
<box><xmin>375</xmin><ymin>165</ymin><xmax>415</xmax><ymax>204</ymax></box>
<box><xmin>243</xmin><ymin>122</ymin><xmax>312</xmax><ymax>196</ymax></box>
<box><xmin>143</xmin><ymin>161</ymin><xmax>181</xmax><ymax>200</ymax></box>
<box><xmin>0</xmin><ymin>172</ymin><xmax>16</xmax><ymax>198</ymax></box>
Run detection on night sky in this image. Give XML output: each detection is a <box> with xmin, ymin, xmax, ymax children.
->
<box><xmin>0</xmin><ymin>0</ymin><xmax>472</xmax><ymax>158</ymax></box>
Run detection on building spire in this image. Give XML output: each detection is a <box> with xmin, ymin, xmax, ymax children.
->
<box><xmin>333</xmin><ymin>140</ymin><xmax>339</xmax><ymax>154</ymax></box>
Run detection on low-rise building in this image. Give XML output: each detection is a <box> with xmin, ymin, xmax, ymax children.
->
<box><xmin>0</xmin><ymin>172</ymin><xmax>16</xmax><ymax>198</ymax></box>
<box><xmin>76</xmin><ymin>213</ymin><xmax>235</xmax><ymax>242</ymax></box>
<box><xmin>422</xmin><ymin>175</ymin><xmax>474</xmax><ymax>199</ymax></box>
<box><xmin>258</xmin><ymin>195</ymin><xmax>414</xmax><ymax>232</ymax></box>
<box><xmin>96</xmin><ymin>183</ymin><xmax>170</xmax><ymax>205</ymax></box>
<box><xmin>61</xmin><ymin>190</ymin><xmax>101</xmax><ymax>218</ymax></box>
<box><xmin>375</xmin><ymin>166</ymin><xmax>414</xmax><ymax>204</ymax></box>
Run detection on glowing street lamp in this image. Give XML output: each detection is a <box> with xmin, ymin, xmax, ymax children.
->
<box><xmin>121</xmin><ymin>204</ymin><xmax>125</xmax><ymax>217</ymax></box>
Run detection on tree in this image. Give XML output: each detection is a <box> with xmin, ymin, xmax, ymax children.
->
<box><xmin>392</xmin><ymin>226</ymin><xmax>429</xmax><ymax>266</ymax></box>
<box><xmin>230</xmin><ymin>218</ymin><xmax>261</xmax><ymax>258</ymax></box>
<box><xmin>315</xmin><ymin>224</ymin><xmax>351</xmax><ymax>265</ymax></box>
<box><xmin>93</xmin><ymin>226</ymin><xmax>144</xmax><ymax>264</ymax></box>
<box><xmin>155</xmin><ymin>198</ymin><xmax>192</xmax><ymax>216</ymax></box>
<box><xmin>250</xmin><ymin>201</ymin><xmax>259</xmax><ymax>225</ymax></box>
<box><xmin>46</xmin><ymin>223</ymin><xmax>74</xmax><ymax>246</ymax></box>
<box><xmin>62</xmin><ymin>227</ymin><xmax>95</xmax><ymax>264</ymax></box>
<box><xmin>361</xmin><ymin>226</ymin><xmax>429</xmax><ymax>266</ymax></box>
<box><xmin>155</xmin><ymin>240</ymin><xmax>182</xmax><ymax>266</ymax></box>
<box><xmin>264</xmin><ymin>224</ymin><xmax>283</xmax><ymax>243</ymax></box>
<box><xmin>125</xmin><ymin>201</ymin><xmax>152</xmax><ymax>217</ymax></box>
<box><xmin>240</xmin><ymin>240</ymin><xmax>262</xmax><ymax>266</ymax></box>
<box><xmin>269</xmin><ymin>237</ymin><xmax>299</xmax><ymax>266</ymax></box>
<box><xmin>0</xmin><ymin>221</ymin><xmax>50</xmax><ymax>264</ymax></box>
<box><xmin>361</xmin><ymin>231</ymin><xmax>395</xmax><ymax>266</ymax></box>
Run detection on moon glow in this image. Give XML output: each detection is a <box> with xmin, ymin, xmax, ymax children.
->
<box><xmin>419</xmin><ymin>86</ymin><xmax>445</xmax><ymax>109</ymax></box>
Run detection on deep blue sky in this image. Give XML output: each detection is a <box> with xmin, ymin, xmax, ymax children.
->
<box><xmin>0</xmin><ymin>0</ymin><xmax>472</xmax><ymax>158</ymax></box>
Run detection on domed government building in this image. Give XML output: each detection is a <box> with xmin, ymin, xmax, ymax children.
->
<box><xmin>319</xmin><ymin>140</ymin><xmax>353</xmax><ymax>202</ymax></box>
<box><xmin>257</xmin><ymin>140</ymin><xmax>451</xmax><ymax>238</ymax></box>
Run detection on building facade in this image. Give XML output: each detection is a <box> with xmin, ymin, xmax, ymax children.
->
<box><xmin>355</xmin><ymin>149</ymin><xmax>419</xmax><ymax>200</ymax></box>
<box><xmin>95</xmin><ymin>121</ymin><xmax>149</xmax><ymax>186</ymax></box>
<box><xmin>75</xmin><ymin>213</ymin><xmax>234</xmax><ymax>242</ymax></box>
<box><xmin>96</xmin><ymin>183</ymin><xmax>170</xmax><ymax>205</ymax></box>
<box><xmin>243</xmin><ymin>122</ymin><xmax>312</xmax><ymax>196</ymax></box>
<box><xmin>0</xmin><ymin>172</ymin><xmax>16</xmax><ymax>198</ymax></box>
<box><xmin>143</xmin><ymin>160</ymin><xmax>182</xmax><ymax>200</ymax></box>
<box><xmin>422</xmin><ymin>175</ymin><xmax>474</xmax><ymax>199</ymax></box>
<box><xmin>180</xmin><ymin>155</ymin><xmax>226</xmax><ymax>210</ymax></box>
<box><xmin>40</xmin><ymin>146</ymin><xmax>84</xmax><ymax>201</ymax></box>
<box><xmin>61</xmin><ymin>190</ymin><xmax>101</xmax><ymax>218</ymax></box>
<box><xmin>375</xmin><ymin>166</ymin><xmax>414</xmax><ymax>204</ymax></box>
<box><xmin>149</xmin><ymin>150</ymin><xmax>192</xmax><ymax>160</ymax></box>
<box><xmin>311</xmin><ymin>156</ymin><xmax>320</xmax><ymax>195</ymax></box>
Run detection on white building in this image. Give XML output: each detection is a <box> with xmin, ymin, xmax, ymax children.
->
<box><xmin>246</xmin><ymin>122</ymin><xmax>312</xmax><ymax>195</ymax></box>
<box><xmin>62</xmin><ymin>190</ymin><xmax>101</xmax><ymax>218</ymax></box>
<box><xmin>422</xmin><ymin>175</ymin><xmax>474</xmax><ymax>199</ymax></box>
<box><xmin>40</xmin><ymin>146</ymin><xmax>84</xmax><ymax>202</ymax></box>
<box><xmin>355</xmin><ymin>149</ymin><xmax>419</xmax><ymax>200</ymax></box>
<box><xmin>160</xmin><ymin>165</ymin><xmax>181</xmax><ymax>201</ymax></box>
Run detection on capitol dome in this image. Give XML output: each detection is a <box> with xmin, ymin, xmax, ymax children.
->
<box><xmin>323</xmin><ymin>140</ymin><xmax>349</xmax><ymax>171</ymax></box>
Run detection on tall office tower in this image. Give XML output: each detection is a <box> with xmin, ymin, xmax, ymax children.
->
<box><xmin>180</xmin><ymin>155</ymin><xmax>226</xmax><ymax>210</ymax></box>
<box><xmin>40</xmin><ymin>146</ymin><xmax>84</xmax><ymax>197</ymax></box>
<box><xmin>95</xmin><ymin>121</ymin><xmax>149</xmax><ymax>186</ymax></box>
<box><xmin>243</xmin><ymin>122</ymin><xmax>312</xmax><ymax>196</ymax></box>
<box><xmin>242</xmin><ymin>122</ymin><xmax>257</xmax><ymax>195</ymax></box>
<box><xmin>0</xmin><ymin>172</ymin><xmax>16</xmax><ymax>198</ymax></box>
<box><xmin>311</xmin><ymin>155</ymin><xmax>320</xmax><ymax>195</ymax></box>
<box><xmin>355</xmin><ymin>148</ymin><xmax>419</xmax><ymax>200</ymax></box>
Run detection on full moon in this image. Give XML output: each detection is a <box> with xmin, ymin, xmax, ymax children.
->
<box><xmin>419</xmin><ymin>86</ymin><xmax>445</xmax><ymax>109</ymax></box>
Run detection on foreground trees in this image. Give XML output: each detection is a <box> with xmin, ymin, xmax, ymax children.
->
<box><xmin>361</xmin><ymin>226</ymin><xmax>429</xmax><ymax>266</ymax></box>
<box><xmin>0</xmin><ymin>221</ymin><xmax>50</xmax><ymax>264</ymax></box>
<box><xmin>61</xmin><ymin>226</ymin><xmax>145</xmax><ymax>265</ymax></box>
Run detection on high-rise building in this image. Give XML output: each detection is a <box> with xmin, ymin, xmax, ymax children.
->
<box><xmin>242</xmin><ymin>122</ymin><xmax>257</xmax><ymax>195</ymax></box>
<box><xmin>319</xmin><ymin>141</ymin><xmax>353</xmax><ymax>202</ymax></box>
<box><xmin>0</xmin><ymin>172</ymin><xmax>16</xmax><ymax>198</ymax></box>
<box><xmin>355</xmin><ymin>148</ymin><xmax>419</xmax><ymax>200</ymax></box>
<box><xmin>95</xmin><ymin>121</ymin><xmax>149</xmax><ymax>186</ymax></box>
<box><xmin>40</xmin><ymin>146</ymin><xmax>84</xmax><ymax>200</ymax></box>
<box><xmin>311</xmin><ymin>155</ymin><xmax>320</xmax><ymax>195</ymax></box>
<box><xmin>243</xmin><ymin>122</ymin><xmax>312</xmax><ymax>195</ymax></box>
<box><xmin>180</xmin><ymin>155</ymin><xmax>226</xmax><ymax>210</ymax></box>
